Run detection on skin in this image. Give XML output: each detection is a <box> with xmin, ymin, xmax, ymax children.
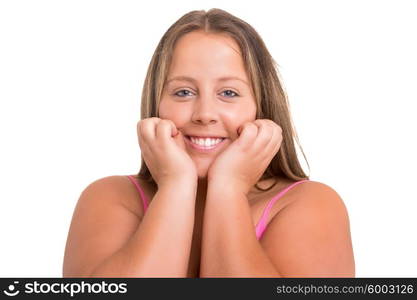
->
<box><xmin>135</xmin><ymin>30</ymin><xmax>355</xmax><ymax>276</ymax></box>
<box><xmin>62</xmin><ymin>29</ymin><xmax>354</xmax><ymax>278</ymax></box>
<box><xmin>158</xmin><ymin>30</ymin><xmax>279</xmax><ymax>206</ymax></box>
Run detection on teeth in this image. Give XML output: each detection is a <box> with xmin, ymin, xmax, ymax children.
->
<box><xmin>189</xmin><ymin>137</ymin><xmax>223</xmax><ymax>147</ymax></box>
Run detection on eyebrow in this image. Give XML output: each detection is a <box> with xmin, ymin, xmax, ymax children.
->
<box><xmin>166</xmin><ymin>75</ymin><xmax>249</xmax><ymax>86</ymax></box>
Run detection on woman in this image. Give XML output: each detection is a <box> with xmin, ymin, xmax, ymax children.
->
<box><xmin>63</xmin><ymin>8</ymin><xmax>355</xmax><ymax>278</ymax></box>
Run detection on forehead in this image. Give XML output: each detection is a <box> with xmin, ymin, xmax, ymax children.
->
<box><xmin>168</xmin><ymin>31</ymin><xmax>248</xmax><ymax>82</ymax></box>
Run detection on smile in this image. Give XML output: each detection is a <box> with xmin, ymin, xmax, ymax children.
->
<box><xmin>184</xmin><ymin>135</ymin><xmax>227</xmax><ymax>152</ymax></box>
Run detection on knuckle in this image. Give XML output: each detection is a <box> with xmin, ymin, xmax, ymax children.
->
<box><xmin>159</xmin><ymin>119</ymin><xmax>170</xmax><ymax>126</ymax></box>
<box><xmin>138</xmin><ymin>119</ymin><xmax>155</xmax><ymax>138</ymax></box>
<box><xmin>137</xmin><ymin>121</ymin><xmax>142</xmax><ymax>133</ymax></box>
<box><xmin>138</xmin><ymin>121</ymin><xmax>147</xmax><ymax>135</ymax></box>
<box><xmin>247</xmin><ymin>122</ymin><xmax>258</xmax><ymax>129</ymax></box>
<box><xmin>158</xmin><ymin>119</ymin><xmax>171</xmax><ymax>130</ymax></box>
<box><xmin>265</xmin><ymin>119</ymin><xmax>276</xmax><ymax>127</ymax></box>
<box><xmin>267</xmin><ymin>120</ymin><xmax>281</xmax><ymax>132</ymax></box>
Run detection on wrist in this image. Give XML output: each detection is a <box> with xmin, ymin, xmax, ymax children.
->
<box><xmin>159</xmin><ymin>173</ymin><xmax>198</xmax><ymax>188</ymax></box>
<box><xmin>208</xmin><ymin>176</ymin><xmax>248</xmax><ymax>196</ymax></box>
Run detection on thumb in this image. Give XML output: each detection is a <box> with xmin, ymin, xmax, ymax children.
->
<box><xmin>169</xmin><ymin>121</ymin><xmax>178</xmax><ymax>137</ymax></box>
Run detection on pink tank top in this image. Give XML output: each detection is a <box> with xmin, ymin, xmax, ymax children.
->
<box><xmin>126</xmin><ymin>175</ymin><xmax>309</xmax><ymax>240</ymax></box>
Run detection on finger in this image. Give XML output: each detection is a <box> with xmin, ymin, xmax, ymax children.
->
<box><xmin>253</xmin><ymin>119</ymin><xmax>272</xmax><ymax>148</ymax></box>
<box><xmin>149</xmin><ymin>117</ymin><xmax>163</xmax><ymax>138</ymax></box>
<box><xmin>238</xmin><ymin>122</ymin><xmax>258</xmax><ymax>140</ymax></box>
<box><xmin>236</xmin><ymin>122</ymin><xmax>258</xmax><ymax>152</ymax></box>
<box><xmin>156</xmin><ymin>119</ymin><xmax>178</xmax><ymax>144</ymax></box>
<box><xmin>252</xmin><ymin>120</ymin><xmax>277</xmax><ymax>161</ymax></box>
<box><xmin>160</xmin><ymin>119</ymin><xmax>178</xmax><ymax>137</ymax></box>
<box><xmin>251</xmin><ymin>120</ymin><xmax>273</xmax><ymax>159</ymax></box>
<box><xmin>137</xmin><ymin>120</ymin><xmax>145</xmax><ymax>148</ymax></box>
<box><xmin>138</xmin><ymin>118</ymin><xmax>160</xmax><ymax>142</ymax></box>
<box><xmin>137</xmin><ymin>119</ymin><xmax>155</xmax><ymax>153</ymax></box>
<box><xmin>264</xmin><ymin>121</ymin><xmax>282</xmax><ymax>156</ymax></box>
<box><xmin>237</xmin><ymin>121</ymin><xmax>252</xmax><ymax>136</ymax></box>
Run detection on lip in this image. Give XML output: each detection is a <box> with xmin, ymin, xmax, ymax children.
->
<box><xmin>185</xmin><ymin>134</ymin><xmax>226</xmax><ymax>139</ymax></box>
<box><xmin>184</xmin><ymin>135</ymin><xmax>228</xmax><ymax>152</ymax></box>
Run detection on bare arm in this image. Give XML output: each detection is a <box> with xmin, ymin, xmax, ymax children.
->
<box><xmin>200</xmin><ymin>180</ymin><xmax>280</xmax><ymax>277</ymax></box>
<box><xmin>200</xmin><ymin>180</ymin><xmax>354</xmax><ymax>277</ymax></box>
<box><xmin>63</xmin><ymin>175</ymin><xmax>197</xmax><ymax>277</ymax></box>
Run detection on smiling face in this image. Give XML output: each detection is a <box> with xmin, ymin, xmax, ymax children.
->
<box><xmin>159</xmin><ymin>30</ymin><xmax>257</xmax><ymax>179</ymax></box>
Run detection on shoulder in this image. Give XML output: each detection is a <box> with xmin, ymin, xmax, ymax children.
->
<box><xmin>273</xmin><ymin>179</ymin><xmax>345</xmax><ymax>208</ymax></box>
<box><xmin>80</xmin><ymin>175</ymin><xmax>145</xmax><ymax>219</ymax></box>
<box><xmin>63</xmin><ymin>175</ymin><xmax>144</xmax><ymax>276</ymax></box>
<box><xmin>261</xmin><ymin>180</ymin><xmax>355</xmax><ymax>277</ymax></box>
<box><xmin>82</xmin><ymin>175</ymin><xmax>131</xmax><ymax>194</ymax></box>
<box><xmin>302</xmin><ymin>180</ymin><xmax>341</xmax><ymax>195</ymax></box>
<box><xmin>280</xmin><ymin>180</ymin><xmax>350</xmax><ymax>227</ymax></box>
<box><xmin>295</xmin><ymin>180</ymin><xmax>348</xmax><ymax>215</ymax></box>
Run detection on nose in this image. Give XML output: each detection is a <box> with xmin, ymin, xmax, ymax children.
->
<box><xmin>191</xmin><ymin>96</ymin><xmax>219</xmax><ymax>125</ymax></box>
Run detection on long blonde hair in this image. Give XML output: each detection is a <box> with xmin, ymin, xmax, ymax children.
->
<box><xmin>137</xmin><ymin>8</ymin><xmax>310</xmax><ymax>191</ymax></box>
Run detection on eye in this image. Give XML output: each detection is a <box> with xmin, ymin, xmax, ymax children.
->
<box><xmin>172</xmin><ymin>89</ymin><xmax>240</xmax><ymax>98</ymax></box>
<box><xmin>221</xmin><ymin>90</ymin><xmax>239</xmax><ymax>98</ymax></box>
<box><xmin>173</xmin><ymin>89</ymin><xmax>194</xmax><ymax>97</ymax></box>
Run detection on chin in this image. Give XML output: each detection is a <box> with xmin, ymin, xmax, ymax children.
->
<box><xmin>198</xmin><ymin>175</ymin><xmax>208</xmax><ymax>181</ymax></box>
<box><xmin>193</xmin><ymin>159</ymin><xmax>211</xmax><ymax>180</ymax></box>
<box><xmin>197</xmin><ymin>167</ymin><xmax>209</xmax><ymax>179</ymax></box>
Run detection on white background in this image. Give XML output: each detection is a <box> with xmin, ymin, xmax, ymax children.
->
<box><xmin>0</xmin><ymin>0</ymin><xmax>416</xmax><ymax>277</ymax></box>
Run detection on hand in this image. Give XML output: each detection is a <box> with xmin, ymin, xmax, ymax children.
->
<box><xmin>137</xmin><ymin>117</ymin><xmax>197</xmax><ymax>187</ymax></box>
<box><xmin>207</xmin><ymin>119</ymin><xmax>282</xmax><ymax>195</ymax></box>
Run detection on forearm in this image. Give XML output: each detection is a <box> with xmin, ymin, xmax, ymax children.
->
<box><xmin>200</xmin><ymin>182</ymin><xmax>281</xmax><ymax>277</ymax></box>
<box><xmin>91</xmin><ymin>178</ymin><xmax>197</xmax><ymax>277</ymax></box>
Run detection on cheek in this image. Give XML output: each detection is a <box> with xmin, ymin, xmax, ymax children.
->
<box><xmin>223</xmin><ymin>100</ymin><xmax>256</xmax><ymax>120</ymax></box>
<box><xmin>158</xmin><ymin>100</ymin><xmax>188</xmax><ymax>123</ymax></box>
<box><xmin>158</xmin><ymin>99</ymin><xmax>170</xmax><ymax>119</ymax></box>
<box><xmin>221</xmin><ymin>108</ymin><xmax>256</xmax><ymax>136</ymax></box>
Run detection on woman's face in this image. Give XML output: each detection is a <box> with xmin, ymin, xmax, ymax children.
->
<box><xmin>159</xmin><ymin>30</ymin><xmax>257</xmax><ymax>179</ymax></box>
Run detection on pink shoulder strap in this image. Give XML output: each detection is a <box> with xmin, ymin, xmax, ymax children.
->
<box><xmin>255</xmin><ymin>179</ymin><xmax>310</xmax><ymax>239</ymax></box>
<box><xmin>126</xmin><ymin>175</ymin><xmax>149</xmax><ymax>212</ymax></box>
